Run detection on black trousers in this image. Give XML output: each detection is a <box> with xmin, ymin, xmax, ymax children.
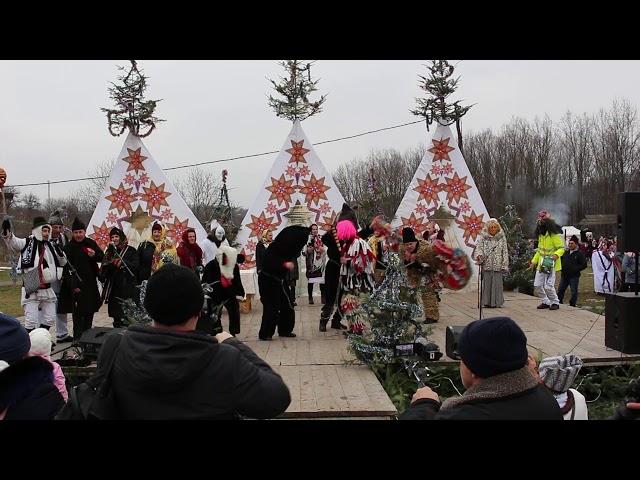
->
<box><xmin>72</xmin><ymin>311</ymin><xmax>95</xmax><ymax>340</ymax></box>
<box><xmin>259</xmin><ymin>275</ymin><xmax>295</xmax><ymax>338</ymax></box>
<box><xmin>224</xmin><ymin>298</ymin><xmax>241</xmax><ymax>335</ymax></box>
<box><xmin>321</xmin><ymin>265</ymin><xmax>342</xmax><ymax>324</ymax></box>
<box><xmin>307</xmin><ymin>282</ymin><xmax>326</xmax><ymax>299</ymax></box>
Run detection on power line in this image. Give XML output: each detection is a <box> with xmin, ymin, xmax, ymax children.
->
<box><xmin>7</xmin><ymin>120</ymin><xmax>424</xmax><ymax>188</ymax></box>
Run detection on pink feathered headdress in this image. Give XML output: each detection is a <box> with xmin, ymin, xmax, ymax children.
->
<box><xmin>336</xmin><ymin>220</ymin><xmax>357</xmax><ymax>241</ymax></box>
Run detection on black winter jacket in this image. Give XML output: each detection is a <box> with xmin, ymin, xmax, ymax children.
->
<box><xmin>103</xmin><ymin>325</ymin><xmax>290</xmax><ymax>419</ymax></box>
<box><xmin>0</xmin><ymin>356</ymin><xmax>65</xmax><ymax>420</ymax></box>
<box><xmin>561</xmin><ymin>248</ymin><xmax>588</xmax><ymax>278</ymax></box>
<box><xmin>399</xmin><ymin>367</ymin><xmax>563</xmax><ymax>420</ymax></box>
<box><xmin>62</xmin><ymin>237</ymin><xmax>104</xmax><ymax>315</ymax></box>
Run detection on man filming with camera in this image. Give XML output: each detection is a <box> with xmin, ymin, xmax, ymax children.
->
<box><xmin>95</xmin><ymin>263</ymin><xmax>291</xmax><ymax>419</ymax></box>
<box><xmin>400</xmin><ymin>317</ymin><xmax>563</xmax><ymax>420</ymax></box>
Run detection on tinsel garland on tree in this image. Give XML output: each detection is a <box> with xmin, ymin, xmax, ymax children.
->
<box><xmin>498</xmin><ymin>204</ymin><xmax>536</xmax><ymax>295</ymax></box>
<box><xmin>348</xmin><ymin>252</ymin><xmax>431</xmax><ymax>364</ymax></box>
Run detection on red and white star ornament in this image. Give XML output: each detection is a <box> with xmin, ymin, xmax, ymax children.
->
<box><xmin>266</xmin><ymin>174</ymin><xmax>296</xmax><ymax>206</ymax></box>
<box><xmin>123</xmin><ymin>147</ymin><xmax>148</xmax><ymax>174</ymax></box>
<box><xmin>140</xmin><ymin>181</ymin><xmax>172</xmax><ymax>213</ymax></box>
<box><xmin>266</xmin><ymin>202</ymin><xmax>278</xmax><ymax>215</ymax></box>
<box><xmin>298</xmin><ymin>165</ymin><xmax>310</xmax><ymax>178</ymax></box>
<box><xmin>400</xmin><ymin>212</ymin><xmax>427</xmax><ymax>234</ymax></box>
<box><xmin>89</xmin><ymin>221</ymin><xmax>112</xmax><ymax>250</ymax></box>
<box><xmin>165</xmin><ymin>216</ymin><xmax>190</xmax><ymax>244</ymax></box>
<box><xmin>455</xmin><ymin>211</ymin><xmax>485</xmax><ymax>243</ymax></box>
<box><xmin>160</xmin><ymin>208</ymin><xmax>173</xmax><ymax>221</ymax></box>
<box><xmin>428</xmin><ymin>137</ymin><xmax>455</xmax><ymax>162</ymax></box>
<box><xmin>105</xmin><ymin>183</ymin><xmax>137</xmax><ymax>215</ymax></box>
<box><xmin>285</xmin><ymin>140</ymin><xmax>310</xmax><ymax>164</ymax></box>
<box><xmin>245</xmin><ymin>211</ymin><xmax>278</xmax><ymax>238</ymax></box>
<box><xmin>413</xmin><ymin>174</ymin><xmax>441</xmax><ymax>205</ymax></box>
<box><xmin>442</xmin><ymin>173</ymin><xmax>473</xmax><ymax>204</ymax></box>
<box><xmin>299</xmin><ymin>174</ymin><xmax>330</xmax><ymax>205</ymax></box>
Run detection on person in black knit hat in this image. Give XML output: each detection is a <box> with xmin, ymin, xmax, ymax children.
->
<box><xmin>100</xmin><ymin>227</ymin><xmax>139</xmax><ymax>328</ymax></box>
<box><xmin>400</xmin><ymin>316</ymin><xmax>563</xmax><ymax>420</ymax></box>
<box><xmin>61</xmin><ymin>217</ymin><xmax>104</xmax><ymax>341</ymax></box>
<box><xmin>95</xmin><ymin>264</ymin><xmax>291</xmax><ymax>419</ymax></box>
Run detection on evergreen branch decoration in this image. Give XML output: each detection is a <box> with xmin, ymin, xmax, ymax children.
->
<box><xmin>268</xmin><ymin>60</ymin><xmax>327</xmax><ymax>122</ymax></box>
<box><xmin>410</xmin><ymin>60</ymin><xmax>473</xmax><ymax>131</ymax></box>
<box><xmin>101</xmin><ymin>60</ymin><xmax>165</xmax><ymax>138</ymax></box>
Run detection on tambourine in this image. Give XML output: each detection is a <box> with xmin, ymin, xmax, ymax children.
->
<box><xmin>432</xmin><ymin>240</ymin><xmax>472</xmax><ymax>290</ymax></box>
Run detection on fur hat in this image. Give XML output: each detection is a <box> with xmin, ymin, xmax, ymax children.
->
<box><xmin>32</xmin><ymin>216</ymin><xmax>48</xmax><ymax>230</ymax></box>
<box><xmin>48</xmin><ymin>210</ymin><xmax>64</xmax><ymax>226</ymax></box>
<box><xmin>402</xmin><ymin>227</ymin><xmax>418</xmax><ymax>244</ymax></box>
<box><xmin>0</xmin><ymin>313</ymin><xmax>31</xmax><ymax>365</ymax></box>
<box><xmin>268</xmin><ymin>225</ymin><xmax>310</xmax><ymax>261</ymax></box>
<box><xmin>109</xmin><ymin>227</ymin><xmax>126</xmax><ymax>243</ymax></box>
<box><xmin>337</xmin><ymin>203</ymin><xmax>358</xmax><ymax>228</ymax></box>
<box><xmin>539</xmin><ymin>354</ymin><xmax>583</xmax><ymax>394</ymax></box>
<box><xmin>71</xmin><ymin>217</ymin><xmax>86</xmax><ymax>231</ymax></box>
<box><xmin>28</xmin><ymin>328</ymin><xmax>52</xmax><ymax>357</ymax></box>
<box><xmin>569</xmin><ymin>235</ymin><xmax>579</xmax><ymax>243</ymax></box>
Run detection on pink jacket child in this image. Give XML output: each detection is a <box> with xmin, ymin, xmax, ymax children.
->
<box><xmin>28</xmin><ymin>329</ymin><xmax>68</xmax><ymax>402</ymax></box>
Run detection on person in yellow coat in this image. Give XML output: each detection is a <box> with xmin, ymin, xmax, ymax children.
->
<box><xmin>529</xmin><ymin>210</ymin><xmax>565</xmax><ymax>311</ymax></box>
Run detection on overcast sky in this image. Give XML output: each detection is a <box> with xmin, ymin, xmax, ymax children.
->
<box><xmin>3</xmin><ymin>60</ymin><xmax>640</xmax><ymax>208</ymax></box>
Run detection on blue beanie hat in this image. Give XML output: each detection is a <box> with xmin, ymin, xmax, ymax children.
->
<box><xmin>457</xmin><ymin>316</ymin><xmax>528</xmax><ymax>378</ymax></box>
<box><xmin>0</xmin><ymin>313</ymin><xmax>31</xmax><ymax>365</ymax></box>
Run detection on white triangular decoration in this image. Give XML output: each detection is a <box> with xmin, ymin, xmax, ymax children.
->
<box><xmin>236</xmin><ymin>120</ymin><xmax>346</xmax><ymax>269</ymax></box>
<box><xmin>392</xmin><ymin>123</ymin><xmax>489</xmax><ymax>266</ymax></box>
<box><xmin>86</xmin><ymin>132</ymin><xmax>207</xmax><ymax>251</ymax></box>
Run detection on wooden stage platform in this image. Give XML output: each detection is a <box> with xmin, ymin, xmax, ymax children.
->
<box><xmin>36</xmin><ymin>288</ymin><xmax>638</xmax><ymax>419</ymax></box>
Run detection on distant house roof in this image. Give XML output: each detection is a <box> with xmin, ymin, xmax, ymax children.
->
<box><xmin>578</xmin><ymin>214</ymin><xmax>617</xmax><ymax>226</ymax></box>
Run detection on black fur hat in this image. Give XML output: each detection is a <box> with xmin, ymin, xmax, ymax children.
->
<box><xmin>32</xmin><ymin>217</ymin><xmax>48</xmax><ymax>230</ymax></box>
<box><xmin>71</xmin><ymin>217</ymin><xmax>86</xmax><ymax>231</ymax></box>
<box><xmin>337</xmin><ymin>203</ymin><xmax>358</xmax><ymax>228</ymax></box>
<box><xmin>269</xmin><ymin>225</ymin><xmax>311</xmax><ymax>260</ymax></box>
<box><xmin>402</xmin><ymin>227</ymin><xmax>418</xmax><ymax>244</ymax></box>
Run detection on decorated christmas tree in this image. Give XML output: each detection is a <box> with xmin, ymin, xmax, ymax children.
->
<box><xmin>101</xmin><ymin>60</ymin><xmax>164</xmax><ymax>138</ymax></box>
<box><xmin>410</xmin><ymin>59</ymin><xmax>473</xmax><ymax>154</ymax></box>
<box><xmin>499</xmin><ymin>204</ymin><xmax>535</xmax><ymax>295</ymax></box>
<box><xmin>268</xmin><ymin>60</ymin><xmax>327</xmax><ymax>122</ymax></box>
<box><xmin>348</xmin><ymin>252</ymin><xmax>437</xmax><ymax>365</ymax></box>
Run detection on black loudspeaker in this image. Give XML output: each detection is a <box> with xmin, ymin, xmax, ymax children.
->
<box><xmin>617</xmin><ymin>191</ymin><xmax>640</xmax><ymax>252</ymax></box>
<box><xmin>78</xmin><ymin>327</ymin><xmax>126</xmax><ymax>359</ymax></box>
<box><xmin>446</xmin><ymin>326</ymin><xmax>465</xmax><ymax>360</ymax></box>
<box><xmin>605</xmin><ymin>293</ymin><xmax>640</xmax><ymax>353</ymax></box>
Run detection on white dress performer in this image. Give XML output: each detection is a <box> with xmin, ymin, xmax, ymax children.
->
<box><xmin>592</xmin><ymin>249</ymin><xmax>615</xmax><ymax>294</ymax></box>
<box><xmin>1</xmin><ymin>216</ymin><xmax>67</xmax><ymax>332</ymax></box>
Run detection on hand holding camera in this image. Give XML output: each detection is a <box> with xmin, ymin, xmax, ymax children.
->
<box><xmin>411</xmin><ymin>386</ymin><xmax>439</xmax><ymax>404</ymax></box>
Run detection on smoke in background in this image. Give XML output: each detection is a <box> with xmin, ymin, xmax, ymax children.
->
<box><xmin>506</xmin><ymin>175</ymin><xmax>578</xmax><ymax>236</ymax></box>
